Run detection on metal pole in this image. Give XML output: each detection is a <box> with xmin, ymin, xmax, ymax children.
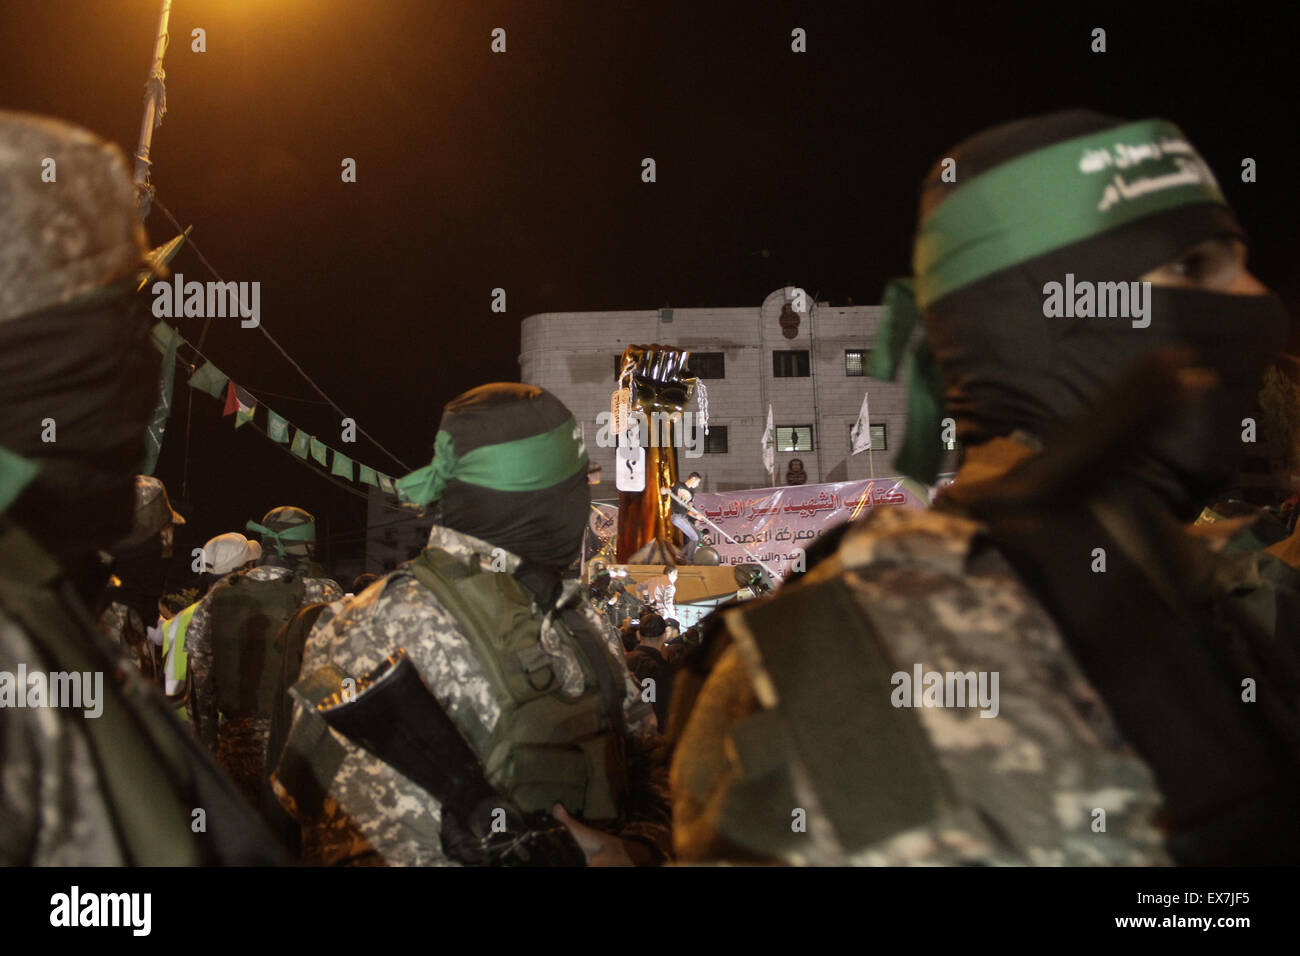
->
<box><xmin>133</xmin><ymin>0</ymin><xmax>173</xmax><ymax>218</ymax></box>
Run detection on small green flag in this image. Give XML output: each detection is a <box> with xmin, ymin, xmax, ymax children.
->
<box><xmin>359</xmin><ymin>464</ymin><xmax>378</xmax><ymax>486</ymax></box>
<box><xmin>267</xmin><ymin>410</ymin><xmax>290</xmax><ymax>443</ymax></box>
<box><xmin>331</xmin><ymin>450</ymin><xmax>354</xmax><ymax>480</ymax></box>
<box><xmin>378</xmin><ymin>473</ymin><xmax>395</xmax><ymax>495</ymax></box>
<box><xmin>188</xmin><ymin>360</ymin><xmax>228</xmax><ymax>399</ymax></box>
<box><xmin>291</xmin><ymin>429</ymin><xmax>309</xmax><ymax>459</ymax></box>
<box><xmin>142</xmin><ymin>324</ymin><xmax>181</xmax><ymax>475</ymax></box>
<box><xmin>309</xmin><ymin>437</ymin><xmax>328</xmax><ymax>466</ymax></box>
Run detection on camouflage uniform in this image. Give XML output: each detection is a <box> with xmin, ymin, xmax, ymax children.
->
<box><xmin>672</xmin><ymin>504</ymin><xmax>1171</xmax><ymax>865</ymax></box>
<box><xmin>0</xmin><ymin>606</ymin><xmax>130</xmax><ymax>864</ymax></box>
<box><xmin>187</xmin><ymin>565</ymin><xmax>341</xmax><ymax>793</ymax></box>
<box><xmin>97</xmin><ymin>600</ymin><xmax>162</xmax><ymax>685</ymax></box>
<box><xmin>275</xmin><ymin>525</ymin><xmax>670</xmax><ymax>866</ymax></box>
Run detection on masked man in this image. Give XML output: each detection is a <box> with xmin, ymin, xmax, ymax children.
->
<box><xmin>186</xmin><ymin>506</ymin><xmax>342</xmax><ymax>810</ymax></box>
<box><xmin>0</xmin><ymin>111</ymin><xmax>281</xmax><ymax>864</ymax></box>
<box><xmin>274</xmin><ymin>383</ymin><xmax>670</xmax><ymax>866</ymax></box>
<box><xmin>672</xmin><ymin>110</ymin><xmax>1300</xmax><ymax>866</ymax></box>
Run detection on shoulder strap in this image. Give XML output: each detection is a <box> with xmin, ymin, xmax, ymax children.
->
<box><xmin>720</xmin><ymin>576</ymin><xmax>949</xmax><ymax>859</ymax></box>
<box><xmin>557</xmin><ymin>604</ymin><xmax>627</xmax><ymax>741</ymax></box>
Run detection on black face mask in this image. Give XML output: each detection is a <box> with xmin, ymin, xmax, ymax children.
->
<box><xmin>440</xmin><ymin>468</ymin><xmax>591</xmax><ymax>572</ymax></box>
<box><xmin>0</xmin><ymin>294</ymin><xmax>159</xmax><ymax>561</ymax></box>
<box><xmin>1130</xmin><ymin>288</ymin><xmax>1289</xmax><ymax>513</ymax></box>
<box><xmin>930</xmin><ymin>263</ymin><xmax>1289</xmax><ymax>515</ymax></box>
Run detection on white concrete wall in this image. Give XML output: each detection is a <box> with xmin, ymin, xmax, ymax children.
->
<box><xmin>519</xmin><ymin>288</ymin><xmax>913</xmax><ymax>495</ymax></box>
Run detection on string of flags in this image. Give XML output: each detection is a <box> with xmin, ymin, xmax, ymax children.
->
<box><xmin>149</xmin><ymin>320</ymin><xmax>402</xmax><ymax>499</ymax></box>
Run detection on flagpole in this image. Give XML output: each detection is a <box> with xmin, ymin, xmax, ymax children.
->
<box><xmin>133</xmin><ymin>0</ymin><xmax>173</xmax><ymax>219</ymax></box>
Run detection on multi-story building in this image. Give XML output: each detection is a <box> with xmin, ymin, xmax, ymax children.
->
<box><xmin>519</xmin><ymin>287</ymin><xmax>916</xmax><ymax>496</ymax></box>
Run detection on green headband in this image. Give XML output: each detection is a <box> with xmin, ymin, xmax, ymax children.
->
<box><xmin>870</xmin><ymin>118</ymin><xmax>1228</xmax><ymax>484</ymax></box>
<box><xmin>396</xmin><ymin>416</ymin><xmax>588</xmax><ymax>508</ymax></box>
<box><xmin>245</xmin><ymin>519</ymin><xmax>316</xmax><ymax>557</ymax></box>
<box><xmin>914</xmin><ymin>118</ymin><xmax>1225</xmax><ymax>309</ymax></box>
<box><xmin>0</xmin><ymin>445</ymin><xmax>39</xmax><ymax>517</ymax></box>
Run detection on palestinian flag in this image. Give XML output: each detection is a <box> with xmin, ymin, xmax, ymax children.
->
<box><xmin>223</xmin><ymin>382</ymin><xmax>256</xmax><ymax>428</ymax></box>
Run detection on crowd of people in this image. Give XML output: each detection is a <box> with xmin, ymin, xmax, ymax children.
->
<box><xmin>3</xmin><ymin>106</ymin><xmax>1300</xmax><ymax>866</ymax></box>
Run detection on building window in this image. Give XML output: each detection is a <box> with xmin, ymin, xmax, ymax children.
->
<box><xmin>772</xmin><ymin>350</ymin><xmax>810</xmax><ymax>377</ymax></box>
<box><xmin>850</xmin><ymin>423</ymin><xmax>887</xmax><ymax>450</ymax></box>
<box><xmin>845</xmin><ymin>349</ymin><xmax>871</xmax><ymax>376</ymax></box>
<box><xmin>704</xmin><ymin>425</ymin><xmax>728</xmax><ymax>454</ymax></box>
<box><xmin>687</xmin><ymin>352</ymin><xmax>725</xmax><ymax>379</ymax></box>
<box><xmin>776</xmin><ymin>425</ymin><xmax>814</xmax><ymax>452</ymax></box>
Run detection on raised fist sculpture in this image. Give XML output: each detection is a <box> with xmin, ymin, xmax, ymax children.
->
<box><xmin>615</xmin><ymin>344</ymin><xmax>697</xmax><ymax>564</ymax></box>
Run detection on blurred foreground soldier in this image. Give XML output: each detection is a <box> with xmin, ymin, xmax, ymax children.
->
<box><xmin>0</xmin><ymin>111</ymin><xmax>281</xmax><ymax>863</ymax></box>
<box><xmin>186</xmin><ymin>506</ymin><xmax>342</xmax><ymax>808</ymax></box>
<box><xmin>274</xmin><ymin>384</ymin><xmax>670</xmax><ymax>865</ymax></box>
<box><xmin>673</xmin><ymin>111</ymin><xmax>1300</xmax><ymax>865</ymax></box>
<box><xmin>97</xmin><ymin>474</ymin><xmax>185</xmax><ymax>685</ymax></box>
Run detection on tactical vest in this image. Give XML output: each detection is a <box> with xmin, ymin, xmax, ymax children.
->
<box><xmin>405</xmin><ymin>548</ymin><xmax>629</xmax><ymax>821</ymax></box>
<box><xmin>208</xmin><ymin>572</ymin><xmax>306</xmax><ymax>721</ymax></box>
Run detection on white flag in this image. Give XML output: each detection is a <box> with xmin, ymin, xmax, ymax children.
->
<box><xmin>761</xmin><ymin>403</ymin><xmax>775</xmax><ymax>475</ymax></box>
<box><xmin>850</xmin><ymin>390</ymin><xmax>872</xmax><ymax>455</ymax></box>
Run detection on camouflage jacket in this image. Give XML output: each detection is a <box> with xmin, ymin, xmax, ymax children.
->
<box><xmin>0</xmin><ymin>604</ymin><xmax>129</xmax><ymax>864</ymax></box>
<box><xmin>98</xmin><ymin>600</ymin><xmax>162</xmax><ymax>686</ymax></box>
<box><xmin>274</xmin><ymin>525</ymin><xmax>670</xmax><ymax>866</ymax></box>
<box><xmin>187</xmin><ymin>565</ymin><xmax>342</xmax><ymax>754</ymax></box>
<box><xmin>0</xmin><ymin>521</ymin><xmax>283</xmax><ymax>865</ymax></box>
<box><xmin>671</xmin><ymin>505</ymin><xmax>1171</xmax><ymax>866</ymax></box>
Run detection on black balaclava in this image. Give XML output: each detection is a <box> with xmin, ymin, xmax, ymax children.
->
<box><xmin>0</xmin><ymin>294</ymin><xmax>159</xmax><ymax>564</ymax></box>
<box><xmin>916</xmin><ymin>110</ymin><xmax>1289</xmax><ymax>517</ymax></box>
<box><xmin>0</xmin><ymin>111</ymin><xmax>157</xmax><ymax>573</ymax></box>
<box><xmin>423</xmin><ymin>383</ymin><xmax>591</xmax><ymax>574</ymax></box>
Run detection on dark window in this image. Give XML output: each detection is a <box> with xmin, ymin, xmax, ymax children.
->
<box><xmin>687</xmin><ymin>352</ymin><xmax>725</xmax><ymax>379</ymax></box>
<box><xmin>850</xmin><ymin>423</ymin><xmax>887</xmax><ymax>450</ymax></box>
<box><xmin>704</xmin><ymin>425</ymin><xmax>728</xmax><ymax>454</ymax></box>
<box><xmin>776</xmin><ymin>425</ymin><xmax>814</xmax><ymax>452</ymax></box>
<box><xmin>406</xmin><ymin>545</ymin><xmax>422</xmax><ymax>560</ymax></box>
<box><xmin>845</xmin><ymin>349</ymin><xmax>870</xmax><ymax>376</ymax></box>
<box><xmin>383</xmin><ymin>559</ymin><xmax>397</xmax><ymax>571</ymax></box>
<box><xmin>772</xmin><ymin>350</ymin><xmax>810</xmax><ymax>377</ymax></box>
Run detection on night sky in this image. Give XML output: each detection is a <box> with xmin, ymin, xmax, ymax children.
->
<box><xmin>2</xmin><ymin>0</ymin><xmax>1295</xmax><ymax>573</ymax></box>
